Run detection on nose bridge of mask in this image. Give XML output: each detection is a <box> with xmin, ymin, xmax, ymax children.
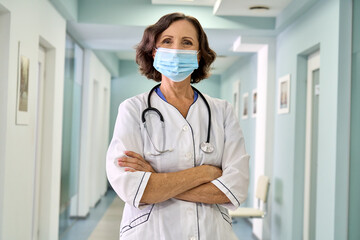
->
<box><xmin>155</xmin><ymin>47</ymin><xmax>198</xmax><ymax>54</ymax></box>
<box><xmin>155</xmin><ymin>48</ymin><xmax>198</xmax><ymax>66</ymax></box>
<box><xmin>153</xmin><ymin>47</ymin><xmax>199</xmax><ymax>82</ymax></box>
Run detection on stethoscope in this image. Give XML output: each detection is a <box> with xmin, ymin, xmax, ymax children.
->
<box><xmin>141</xmin><ymin>84</ymin><xmax>214</xmax><ymax>154</ymax></box>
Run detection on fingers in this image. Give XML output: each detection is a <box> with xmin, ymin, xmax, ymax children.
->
<box><xmin>124</xmin><ymin>168</ymin><xmax>136</xmax><ymax>172</ymax></box>
<box><xmin>118</xmin><ymin>156</ymin><xmax>145</xmax><ymax>170</ymax></box>
<box><xmin>124</xmin><ymin>151</ymin><xmax>144</xmax><ymax>161</ymax></box>
<box><xmin>117</xmin><ymin>151</ymin><xmax>156</xmax><ymax>173</ymax></box>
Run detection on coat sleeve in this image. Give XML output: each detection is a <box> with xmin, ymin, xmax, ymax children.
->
<box><xmin>106</xmin><ymin>98</ymin><xmax>151</xmax><ymax>209</ymax></box>
<box><xmin>211</xmin><ymin>101</ymin><xmax>250</xmax><ymax>210</ymax></box>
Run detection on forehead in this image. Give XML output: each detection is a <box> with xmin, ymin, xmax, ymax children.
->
<box><xmin>159</xmin><ymin>19</ymin><xmax>198</xmax><ymax>39</ymax></box>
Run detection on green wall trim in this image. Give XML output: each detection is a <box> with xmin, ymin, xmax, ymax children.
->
<box><xmin>349</xmin><ymin>0</ymin><xmax>360</xmax><ymax>239</ymax></box>
<box><xmin>291</xmin><ymin>54</ymin><xmax>307</xmax><ymax>240</ymax></box>
<box><xmin>334</xmin><ymin>0</ymin><xmax>352</xmax><ymax>239</ymax></box>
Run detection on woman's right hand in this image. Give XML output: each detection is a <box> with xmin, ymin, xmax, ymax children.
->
<box><xmin>118</xmin><ymin>151</ymin><xmax>156</xmax><ymax>173</ymax></box>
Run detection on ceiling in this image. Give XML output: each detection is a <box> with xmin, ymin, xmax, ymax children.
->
<box><xmin>66</xmin><ymin>0</ymin><xmax>299</xmax><ymax>75</ymax></box>
<box><xmin>214</xmin><ymin>0</ymin><xmax>292</xmax><ymax>17</ymax></box>
<box><xmin>152</xmin><ymin>0</ymin><xmax>216</xmax><ymax>7</ymax></box>
<box><xmin>152</xmin><ymin>0</ymin><xmax>293</xmax><ymax>17</ymax></box>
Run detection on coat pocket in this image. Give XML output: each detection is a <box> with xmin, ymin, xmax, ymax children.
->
<box><xmin>216</xmin><ymin>204</ymin><xmax>232</xmax><ymax>225</ymax></box>
<box><xmin>120</xmin><ymin>204</ymin><xmax>155</xmax><ymax>237</ymax></box>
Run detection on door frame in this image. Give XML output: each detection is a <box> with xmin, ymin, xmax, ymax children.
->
<box><xmin>303</xmin><ymin>50</ymin><xmax>320</xmax><ymax>240</ymax></box>
<box><xmin>32</xmin><ymin>45</ymin><xmax>46</xmax><ymax>240</ymax></box>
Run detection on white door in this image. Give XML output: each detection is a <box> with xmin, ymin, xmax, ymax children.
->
<box><xmin>32</xmin><ymin>46</ymin><xmax>46</xmax><ymax>240</ymax></box>
<box><xmin>303</xmin><ymin>51</ymin><xmax>320</xmax><ymax>240</ymax></box>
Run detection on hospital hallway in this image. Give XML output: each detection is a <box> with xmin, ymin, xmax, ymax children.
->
<box><xmin>1</xmin><ymin>0</ymin><xmax>360</xmax><ymax>240</ymax></box>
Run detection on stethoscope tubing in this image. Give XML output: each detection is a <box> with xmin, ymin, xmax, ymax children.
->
<box><xmin>192</xmin><ymin>86</ymin><xmax>211</xmax><ymax>143</ymax></box>
<box><xmin>143</xmin><ymin>83</ymin><xmax>211</xmax><ymax>144</ymax></box>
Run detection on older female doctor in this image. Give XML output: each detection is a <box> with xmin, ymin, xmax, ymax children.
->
<box><xmin>106</xmin><ymin>12</ymin><xmax>249</xmax><ymax>240</ymax></box>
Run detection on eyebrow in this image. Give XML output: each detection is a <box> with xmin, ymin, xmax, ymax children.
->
<box><xmin>183</xmin><ymin>36</ymin><xmax>194</xmax><ymax>41</ymax></box>
<box><xmin>161</xmin><ymin>35</ymin><xmax>173</xmax><ymax>38</ymax></box>
<box><xmin>160</xmin><ymin>35</ymin><xmax>195</xmax><ymax>41</ymax></box>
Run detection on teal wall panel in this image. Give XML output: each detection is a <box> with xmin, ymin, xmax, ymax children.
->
<box><xmin>273</xmin><ymin>0</ymin><xmax>341</xmax><ymax>239</ymax></box>
<box><xmin>220</xmin><ymin>54</ymin><xmax>257</xmax><ymax>208</ymax></box>
<box><xmin>50</xmin><ymin>0</ymin><xmax>77</xmax><ymax>21</ymax></box>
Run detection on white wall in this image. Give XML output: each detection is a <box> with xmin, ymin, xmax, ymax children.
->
<box><xmin>0</xmin><ymin>0</ymin><xmax>66</xmax><ymax>239</ymax></box>
<box><xmin>78</xmin><ymin>50</ymin><xmax>111</xmax><ymax>217</ymax></box>
<box><xmin>0</xmin><ymin>7</ymin><xmax>10</xmax><ymax>236</ymax></box>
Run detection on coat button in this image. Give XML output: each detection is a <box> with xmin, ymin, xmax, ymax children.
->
<box><xmin>182</xmin><ymin>125</ymin><xmax>189</xmax><ymax>131</ymax></box>
<box><xmin>185</xmin><ymin>152</ymin><xmax>192</xmax><ymax>160</ymax></box>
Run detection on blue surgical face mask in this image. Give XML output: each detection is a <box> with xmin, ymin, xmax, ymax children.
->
<box><xmin>153</xmin><ymin>48</ymin><xmax>199</xmax><ymax>82</ymax></box>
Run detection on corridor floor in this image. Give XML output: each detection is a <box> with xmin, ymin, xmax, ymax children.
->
<box><xmin>60</xmin><ymin>190</ymin><xmax>258</xmax><ymax>240</ymax></box>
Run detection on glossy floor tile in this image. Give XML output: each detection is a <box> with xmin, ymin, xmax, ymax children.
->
<box><xmin>88</xmin><ymin>196</ymin><xmax>124</xmax><ymax>240</ymax></box>
<box><xmin>60</xmin><ymin>190</ymin><xmax>117</xmax><ymax>240</ymax></box>
<box><xmin>232</xmin><ymin>218</ymin><xmax>259</xmax><ymax>240</ymax></box>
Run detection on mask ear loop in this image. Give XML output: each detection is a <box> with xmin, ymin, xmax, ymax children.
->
<box><xmin>152</xmin><ymin>48</ymin><xmax>158</xmax><ymax>58</ymax></box>
<box><xmin>196</xmin><ymin>50</ymin><xmax>201</xmax><ymax>63</ymax></box>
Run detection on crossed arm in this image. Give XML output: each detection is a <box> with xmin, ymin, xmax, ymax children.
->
<box><xmin>118</xmin><ymin>151</ymin><xmax>230</xmax><ymax>205</ymax></box>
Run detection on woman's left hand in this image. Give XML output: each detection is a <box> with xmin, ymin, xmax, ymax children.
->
<box><xmin>118</xmin><ymin>151</ymin><xmax>156</xmax><ymax>173</ymax></box>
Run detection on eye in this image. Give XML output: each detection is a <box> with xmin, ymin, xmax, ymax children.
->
<box><xmin>183</xmin><ymin>40</ymin><xmax>193</xmax><ymax>46</ymax></box>
<box><xmin>161</xmin><ymin>38</ymin><xmax>172</xmax><ymax>44</ymax></box>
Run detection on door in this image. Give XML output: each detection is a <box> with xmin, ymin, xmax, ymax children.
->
<box><xmin>303</xmin><ymin>50</ymin><xmax>320</xmax><ymax>240</ymax></box>
<box><xmin>59</xmin><ymin>35</ymin><xmax>83</xmax><ymax>235</ymax></box>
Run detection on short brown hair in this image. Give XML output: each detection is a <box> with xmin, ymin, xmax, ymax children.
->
<box><xmin>135</xmin><ymin>12</ymin><xmax>216</xmax><ymax>83</ymax></box>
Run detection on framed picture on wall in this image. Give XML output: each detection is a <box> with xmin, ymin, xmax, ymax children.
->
<box><xmin>252</xmin><ymin>89</ymin><xmax>257</xmax><ymax>118</ymax></box>
<box><xmin>278</xmin><ymin>74</ymin><xmax>290</xmax><ymax>114</ymax></box>
<box><xmin>16</xmin><ymin>41</ymin><xmax>30</xmax><ymax>125</ymax></box>
<box><xmin>242</xmin><ymin>92</ymin><xmax>249</xmax><ymax>119</ymax></box>
<box><xmin>232</xmin><ymin>80</ymin><xmax>241</xmax><ymax>118</ymax></box>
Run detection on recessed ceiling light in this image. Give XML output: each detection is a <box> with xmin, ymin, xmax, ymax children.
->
<box><xmin>249</xmin><ymin>6</ymin><xmax>270</xmax><ymax>11</ymax></box>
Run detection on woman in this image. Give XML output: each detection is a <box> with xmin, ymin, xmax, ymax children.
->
<box><xmin>106</xmin><ymin>12</ymin><xmax>249</xmax><ymax>240</ymax></box>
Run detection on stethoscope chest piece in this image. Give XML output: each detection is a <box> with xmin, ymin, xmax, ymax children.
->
<box><xmin>200</xmin><ymin>142</ymin><xmax>214</xmax><ymax>153</ymax></box>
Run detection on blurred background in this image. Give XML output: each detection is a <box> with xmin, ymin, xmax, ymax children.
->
<box><xmin>0</xmin><ymin>0</ymin><xmax>358</xmax><ymax>239</ymax></box>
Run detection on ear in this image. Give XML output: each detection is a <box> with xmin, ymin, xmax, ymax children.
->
<box><xmin>152</xmin><ymin>48</ymin><xmax>157</xmax><ymax>59</ymax></box>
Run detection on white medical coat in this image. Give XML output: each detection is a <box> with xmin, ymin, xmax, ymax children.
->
<box><xmin>106</xmin><ymin>90</ymin><xmax>250</xmax><ymax>240</ymax></box>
